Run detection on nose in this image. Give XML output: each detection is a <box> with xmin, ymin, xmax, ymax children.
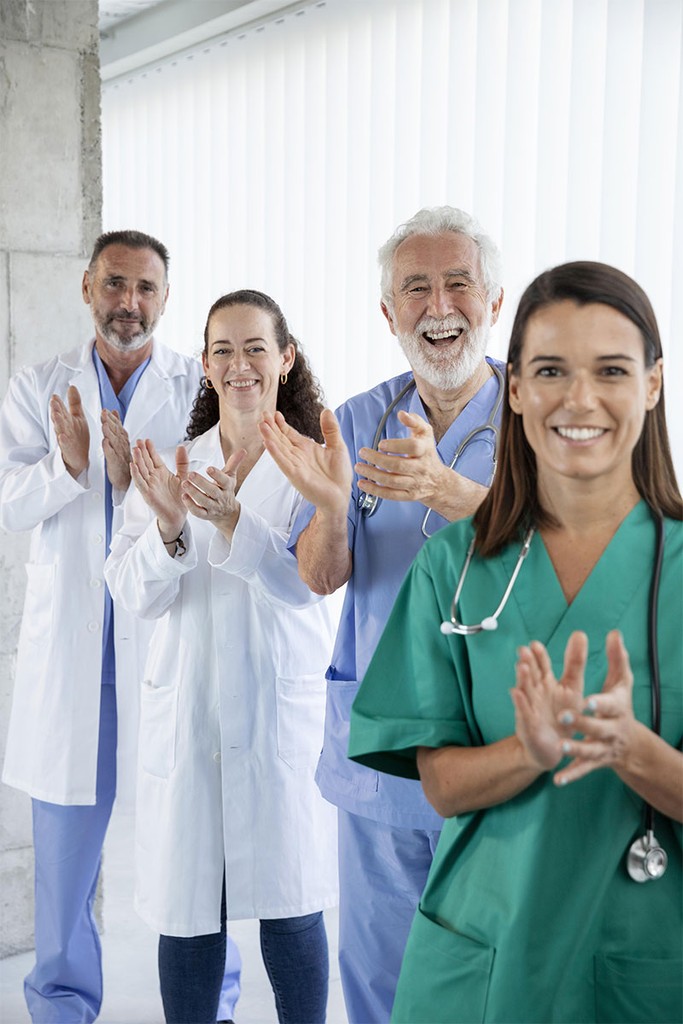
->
<box><xmin>427</xmin><ymin>285</ymin><xmax>454</xmax><ymax>319</ymax></box>
<box><xmin>120</xmin><ymin>286</ymin><xmax>140</xmax><ymax>311</ymax></box>
<box><xmin>230</xmin><ymin>349</ymin><xmax>251</xmax><ymax>373</ymax></box>
<box><xmin>564</xmin><ymin>372</ymin><xmax>597</xmax><ymax>411</ymax></box>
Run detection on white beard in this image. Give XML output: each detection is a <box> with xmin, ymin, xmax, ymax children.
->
<box><xmin>397</xmin><ymin>315</ymin><xmax>490</xmax><ymax>391</ymax></box>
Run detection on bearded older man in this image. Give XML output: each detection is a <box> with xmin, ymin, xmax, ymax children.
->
<box><xmin>0</xmin><ymin>230</ymin><xmax>242</xmax><ymax>1023</ymax></box>
<box><xmin>260</xmin><ymin>206</ymin><xmax>505</xmax><ymax>1023</ymax></box>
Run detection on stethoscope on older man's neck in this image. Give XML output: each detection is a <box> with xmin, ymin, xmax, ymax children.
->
<box><xmin>357</xmin><ymin>363</ymin><xmax>505</xmax><ymax>537</ymax></box>
<box><xmin>440</xmin><ymin>506</ymin><xmax>669</xmax><ymax>884</ymax></box>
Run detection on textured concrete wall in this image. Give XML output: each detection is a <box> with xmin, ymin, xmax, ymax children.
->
<box><xmin>0</xmin><ymin>0</ymin><xmax>101</xmax><ymax>957</ymax></box>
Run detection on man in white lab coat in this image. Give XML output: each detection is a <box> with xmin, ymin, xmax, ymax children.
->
<box><xmin>0</xmin><ymin>230</ymin><xmax>238</xmax><ymax>1023</ymax></box>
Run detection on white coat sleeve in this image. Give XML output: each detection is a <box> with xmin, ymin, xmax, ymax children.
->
<box><xmin>105</xmin><ymin>483</ymin><xmax>198</xmax><ymax>620</ymax></box>
<box><xmin>207</xmin><ymin>496</ymin><xmax>321</xmax><ymax>610</ymax></box>
<box><xmin>0</xmin><ymin>369</ymin><xmax>88</xmax><ymax>532</ymax></box>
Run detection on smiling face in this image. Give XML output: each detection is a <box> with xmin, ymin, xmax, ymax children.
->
<box><xmin>508</xmin><ymin>300</ymin><xmax>662</xmax><ymax>495</ymax></box>
<box><xmin>382</xmin><ymin>231</ymin><xmax>502</xmax><ymax>392</ymax></box>
<box><xmin>202</xmin><ymin>303</ymin><xmax>295</xmax><ymax>421</ymax></box>
<box><xmin>82</xmin><ymin>244</ymin><xmax>168</xmax><ymax>354</ymax></box>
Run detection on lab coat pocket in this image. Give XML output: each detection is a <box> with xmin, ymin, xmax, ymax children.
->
<box><xmin>19</xmin><ymin>563</ymin><xmax>56</xmax><ymax>645</ymax></box>
<box><xmin>139</xmin><ymin>682</ymin><xmax>178</xmax><ymax>779</ymax></box>
<box><xmin>276</xmin><ymin>673</ymin><xmax>326</xmax><ymax>769</ymax></box>
<box><xmin>594</xmin><ymin>953</ymin><xmax>682</xmax><ymax>1023</ymax></box>
<box><xmin>392</xmin><ymin>908</ymin><xmax>495</xmax><ymax>1024</ymax></box>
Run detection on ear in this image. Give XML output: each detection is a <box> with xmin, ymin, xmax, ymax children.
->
<box><xmin>201</xmin><ymin>351</ymin><xmax>209</xmax><ymax>376</ymax></box>
<box><xmin>381</xmin><ymin>301</ymin><xmax>397</xmax><ymax>337</ymax></box>
<box><xmin>82</xmin><ymin>270</ymin><xmax>92</xmax><ymax>306</ymax></box>
<box><xmin>508</xmin><ymin>363</ymin><xmax>523</xmax><ymax>414</ymax></box>
<box><xmin>281</xmin><ymin>342</ymin><xmax>296</xmax><ymax>375</ymax></box>
<box><xmin>490</xmin><ymin>288</ymin><xmax>504</xmax><ymax>326</ymax></box>
<box><xmin>645</xmin><ymin>357</ymin><xmax>663</xmax><ymax>411</ymax></box>
<box><xmin>160</xmin><ymin>283</ymin><xmax>170</xmax><ymax>316</ymax></box>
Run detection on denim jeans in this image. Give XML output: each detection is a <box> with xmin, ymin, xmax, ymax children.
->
<box><xmin>159</xmin><ymin>892</ymin><xmax>328</xmax><ymax>1024</ymax></box>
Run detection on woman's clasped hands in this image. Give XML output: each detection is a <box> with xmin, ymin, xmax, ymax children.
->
<box><xmin>511</xmin><ymin>629</ymin><xmax>639</xmax><ymax>787</ymax></box>
<box><xmin>130</xmin><ymin>438</ymin><xmax>247</xmax><ymax>546</ymax></box>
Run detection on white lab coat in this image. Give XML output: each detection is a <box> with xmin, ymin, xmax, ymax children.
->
<box><xmin>0</xmin><ymin>339</ymin><xmax>202</xmax><ymax>806</ymax></box>
<box><xmin>104</xmin><ymin>424</ymin><xmax>338</xmax><ymax>935</ymax></box>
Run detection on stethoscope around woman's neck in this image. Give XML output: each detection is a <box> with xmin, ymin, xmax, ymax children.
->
<box><xmin>440</xmin><ymin>506</ymin><xmax>669</xmax><ymax>883</ymax></box>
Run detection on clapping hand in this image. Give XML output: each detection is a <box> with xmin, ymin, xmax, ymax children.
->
<box><xmin>101</xmin><ymin>408</ymin><xmax>132</xmax><ymax>491</ymax></box>
<box><xmin>50</xmin><ymin>385</ymin><xmax>90</xmax><ymax>479</ymax></box>
<box><xmin>259</xmin><ymin>409</ymin><xmax>352</xmax><ymax>516</ymax></box>
<box><xmin>130</xmin><ymin>439</ymin><xmax>188</xmax><ymax>541</ymax></box>
<box><xmin>511</xmin><ymin>632</ymin><xmax>587</xmax><ymax>772</ymax></box>
<box><xmin>180</xmin><ymin>448</ymin><xmax>247</xmax><ymax>539</ymax></box>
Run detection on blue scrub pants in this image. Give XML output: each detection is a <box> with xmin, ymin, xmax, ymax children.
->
<box><xmin>23</xmin><ymin>685</ymin><xmax>241</xmax><ymax>1023</ymax></box>
<box><xmin>337</xmin><ymin>809</ymin><xmax>441</xmax><ymax>1024</ymax></box>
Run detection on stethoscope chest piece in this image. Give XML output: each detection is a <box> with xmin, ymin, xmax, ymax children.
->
<box><xmin>627</xmin><ymin>830</ymin><xmax>668</xmax><ymax>882</ymax></box>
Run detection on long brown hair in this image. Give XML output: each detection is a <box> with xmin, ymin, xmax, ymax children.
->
<box><xmin>474</xmin><ymin>261</ymin><xmax>682</xmax><ymax>556</ymax></box>
<box><xmin>186</xmin><ymin>289</ymin><xmax>325</xmax><ymax>442</ymax></box>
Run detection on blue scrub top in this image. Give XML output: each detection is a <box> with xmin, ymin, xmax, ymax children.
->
<box><xmin>289</xmin><ymin>357</ymin><xmax>505</xmax><ymax>828</ymax></box>
<box><xmin>92</xmin><ymin>346</ymin><xmax>150</xmax><ymax>685</ymax></box>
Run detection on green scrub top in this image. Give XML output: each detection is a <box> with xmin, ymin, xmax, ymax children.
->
<box><xmin>349</xmin><ymin>502</ymin><xmax>682</xmax><ymax>1024</ymax></box>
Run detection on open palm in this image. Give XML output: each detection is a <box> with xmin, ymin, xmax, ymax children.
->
<box><xmin>511</xmin><ymin>632</ymin><xmax>587</xmax><ymax>770</ymax></box>
<box><xmin>259</xmin><ymin>409</ymin><xmax>353</xmax><ymax>514</ymax></box>
<box><xmin>131</xmin><ymin>439</ymin><xmax>188</xmax><ymax>536</ymax></box>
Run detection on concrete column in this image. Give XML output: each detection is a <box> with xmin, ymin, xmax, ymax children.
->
<box><xmin>0</xmin><ymin>0</ymin><xmax>101</xmax><ymax>956</ymax></box>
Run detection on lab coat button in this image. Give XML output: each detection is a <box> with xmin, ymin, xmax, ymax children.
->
<box><xmin>213</xmin><ymin>752</ymin><xmax>222</xmax><ymax>763</ymax></box>
<box><xmin>93</xmin><ymin>534</ymin><xmax>103</xmax><ymax>544</ymax></box>
<box><xmin>90</xmin><ymin>578</ymin><xmax>102</xmax><ymax>588</ymax></box>
<box><xmin>92</xmin><ymin>491</ymin><xmax>101</xmax><ymax>500</ymax></box>
<box><xmin>87</xmin><ymin>621</ymin><xmax>99</xmax><ymax>633</ymax></box>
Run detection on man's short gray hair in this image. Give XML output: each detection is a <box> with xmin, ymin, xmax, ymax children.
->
<box><xmin>378</xmin><ymin>206</ymin><xmax>503</xmax><ymax>309</ymax></box>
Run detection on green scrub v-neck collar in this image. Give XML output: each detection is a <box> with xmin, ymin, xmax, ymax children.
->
<box><xmin>502</xmin><ymin>500</ymin><xmax>655</xmax><ymax>659</ymax></box>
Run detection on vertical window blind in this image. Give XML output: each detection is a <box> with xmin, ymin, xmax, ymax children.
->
<box><xmin>102</xmin><ymin>0</ymin><xmax>683</xmax><ymax>473</ymax></box>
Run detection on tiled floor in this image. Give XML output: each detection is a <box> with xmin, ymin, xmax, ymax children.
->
<box><xmin>0</xmin><ymin>808</ymin><xmax>346</xmax><ymax>1024</ymax></box>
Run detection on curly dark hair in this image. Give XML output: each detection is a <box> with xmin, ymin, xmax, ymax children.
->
<box><xmin>186</xmin><ymin>290</ymin><xmax>325</xmax><ymax>442</ymax></box>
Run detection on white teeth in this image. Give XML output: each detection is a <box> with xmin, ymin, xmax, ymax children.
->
<box><xmin>425</xmin><ymin>329</ymin><xmax>463</xmax><ymax>340</ymax></box>
<box><xmin>556</xmin><ymin>427</ymin><xmax>605</xmax><ymax>440</ymax></box>
<box><xmin>228</xmin><ymin>380</ymin><xmax>257</xmax><ymax>388</ymax></box>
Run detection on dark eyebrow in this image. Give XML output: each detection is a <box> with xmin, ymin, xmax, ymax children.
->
<box><xmin>210</xmin><ymin>336</ymin><xmax>267</xmax><ymax>346</ymax></box>
<box><xmin>527</xmin><ymin>353</ymin><xmax>637</xmax><ymax>364</ymax></box>
<box><xmin>103</xmin><ymin>274</ymin><xmax>158</xmax><ymax>290</ymax></box>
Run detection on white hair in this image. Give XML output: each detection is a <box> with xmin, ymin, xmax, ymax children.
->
<box><xmin>378</xmin><ymin>206</ymin><xmax>503</xmax><ymax>309</ymax></box>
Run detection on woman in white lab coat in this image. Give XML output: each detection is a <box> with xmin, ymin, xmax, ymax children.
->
<box><xmin>105</xmin><ymin>290</ymin><xmax>337</xmax><ymax>1024</ymax></box>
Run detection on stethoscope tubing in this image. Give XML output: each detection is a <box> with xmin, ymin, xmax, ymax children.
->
<box><xmin>358</xmin><ymin>364</ymin><xmax>505</xmax><ymax>526</ymax></box>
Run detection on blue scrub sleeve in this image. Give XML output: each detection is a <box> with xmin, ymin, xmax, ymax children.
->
<box><xmin>349</xmin><ymin>550</ymin><xmax>475</xmax><ymax>779</ymax></box>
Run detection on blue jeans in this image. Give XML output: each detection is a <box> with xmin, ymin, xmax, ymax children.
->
<box><xmin>159</xmin><ymin>894</ymin><xmax>328</xmax><ymax>1024</ymax></box>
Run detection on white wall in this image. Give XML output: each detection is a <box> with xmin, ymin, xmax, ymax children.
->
<box><xmin>102</xmin><ymin>0</ymin><xmax>683</xmax><ymax>472</ymax></box>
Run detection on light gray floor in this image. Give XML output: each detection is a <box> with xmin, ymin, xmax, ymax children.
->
<box><xmin>0</xmin><ymin>807</ymin><xmax>347</xmax><ymax>1024</ymax></box>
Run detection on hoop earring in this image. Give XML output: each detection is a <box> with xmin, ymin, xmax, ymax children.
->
<box><xmin>280</xmin><ymin>372</ymin><xmax>288</xmax><ymax>386</ymax></box>
<box><xmin>203</xmin><ymin>376</ymin><xmax>215</xmax><ymax>390</ymax></box>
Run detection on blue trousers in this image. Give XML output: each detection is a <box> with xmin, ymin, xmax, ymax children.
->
<box><xmin>337</xmin><ymin>809</ymin><xmax>441</xmax><ymax>1024</ymax></box>
<box><xmin>23</xmin><ymin>685</ymin><xmax>241</xmax><ymax>1023</ymax></box>
<box><xmin>159</xmin><ymin>896</ymin><xmax>329</xmax><ymax>1024</ymax></box>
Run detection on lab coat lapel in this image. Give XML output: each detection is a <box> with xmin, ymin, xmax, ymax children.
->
<box><xmin>60</xmin><ymin>341</ymin><xmax>101</xmax><ymax>428</ymax></box>
<box><xmin>122</xmin><ymin>344</ymin><xmax>176</xmax><ymax>442</ymax></box>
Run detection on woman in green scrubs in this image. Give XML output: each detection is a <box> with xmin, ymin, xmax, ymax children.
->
<box><xmin>349</xmin><ymin>261</ymin><xmax>683</xmax><ymax>1024</ymax></box>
